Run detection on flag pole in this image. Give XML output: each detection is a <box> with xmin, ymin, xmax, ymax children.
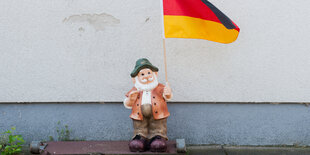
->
<box><xmin>160</xmin><ymin>0</ymin><xmax>168</xmax><ymax>82</ymax></box>
<box><xmin>163</xmin><ymin>38</ymin><xmax>168</xmax><ymax>82</ymax></box>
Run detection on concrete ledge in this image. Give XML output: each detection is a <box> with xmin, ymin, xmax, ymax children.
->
<box><xmin>223</xmin><ymin>146</ymin><xmax>310</xmax><ymax>155</ymax></box>
<box><xmin>187</xmin><ymin>145</ymin><xmax>226</xmax><ymax>155</ymax></box>
<box><xmin>187</xmin><ymin>145</ymin><xmax>310</xmax><ymax>155</ymax></box>
<box><xmin>22</xmin><ymin>145</ymin><xmax>310</xmax><ymax>155</ymax></box>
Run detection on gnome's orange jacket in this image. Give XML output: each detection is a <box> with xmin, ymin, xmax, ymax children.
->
<box><xmin>125</xmin><ymin>83</ymin><xmax>170</xmax><ymax>120</ymax></box>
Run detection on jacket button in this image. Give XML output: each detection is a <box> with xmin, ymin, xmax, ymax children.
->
<box><xmin>137</xmin><ymin>96</ymin><xmax>140</xmax><ymax>99</ymax></box>
<box><xmin>137</xmin><ymin>104</ymin><xmax>139</xmax><ymax>106</ymax></box>
<box><xmin>155</xmin><ymin>111</ymin><xmax>158</xmax><ymax>113</ymax></box>
<box><xmin>154</xmin><ymin>103</ymin><xmax>156</xmax><ymax>105</ymax></box>
<box><xmin>137</xmin><ymin>112</ymin><xmax>139</xmax><ymax>115</ymax></box>
<box><xmin>153</xmin><ymin>96</ymin><xmax>155</xmax><ymax>99</ymax></box>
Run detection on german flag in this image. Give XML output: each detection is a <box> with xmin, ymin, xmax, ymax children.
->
<box><xmin>163</xmin><ymin>0</ymin><xmax>240</xmax><ymax>43</ymax></box>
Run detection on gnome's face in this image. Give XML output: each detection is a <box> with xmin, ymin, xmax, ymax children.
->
<box><xmin>132</xmin><ymin>68</ymin><xmax>159</xmax><ymax>91</ymax></box>
<box><xmin>134</xmin><ymin>68</ymin><xmax>158</xmax><ymax>85</ymax></box>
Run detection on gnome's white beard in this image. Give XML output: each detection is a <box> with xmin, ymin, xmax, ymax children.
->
<box><xmin>135</xmin><ymin>73</ymin><xmax>159</xmax><ymax>91</ymax></box>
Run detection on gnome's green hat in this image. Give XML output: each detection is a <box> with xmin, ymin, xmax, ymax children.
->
<box><xmin>131</xmin><ymin>58</ymin><xmax>159</xmax><ymax>77</ymax></box>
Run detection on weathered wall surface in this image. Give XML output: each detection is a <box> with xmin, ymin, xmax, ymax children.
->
<box><xmin>1</xmin><ymin>103</ymin><xmax>309</xmax><ymax>146</ymax></box>
<box><xmin>0</xmin><ymin>0</ymin><xmax>310</xmax><ymax>102</ymax></box>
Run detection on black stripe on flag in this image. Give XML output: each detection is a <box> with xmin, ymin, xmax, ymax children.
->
<box><xmin>201</xmin><ymin>0</ymin><xmax>236</xmax><ymax>29</ymax></box>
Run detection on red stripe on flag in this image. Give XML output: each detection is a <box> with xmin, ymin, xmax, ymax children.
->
<box><xmin>232</xmin><ymin>21</ymin><xmax>240</xmax><ymax>32</ymax></box>
<box><xmin>163</xmin><ymin>0</ymin><xmax>221</xmax><ymax>23</ymax></box>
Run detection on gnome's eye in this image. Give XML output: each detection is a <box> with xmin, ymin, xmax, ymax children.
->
<box><xmin>141</xmin><ymin>73</ymin><xmax>144</xmax><ymax>76</ymax></box>
<box><xmin>148</xmin><ymin>72</ymin><xmax>151</xmax><ymax>74</ymax></box>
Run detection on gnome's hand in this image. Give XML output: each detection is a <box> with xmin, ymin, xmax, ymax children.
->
<box><xmin>163</xmin><ymin>82</ymin><xmax>172</xmax><ymax>100</ymax></box>
<box><xmin>129</xmin><ymin>91</ymin><xmax>139</xmax><ymax>103</ymax></box>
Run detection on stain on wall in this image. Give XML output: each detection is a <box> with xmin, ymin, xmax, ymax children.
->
<box><xmin>145</xmin><ymin>17</ymin><xmax>150</xmax><ymax>22</ymax></box>
<box><xmin>63</xmin><ymin>13</ymin><xmax>120</xmax><ymax>31</ymax></box>
<box><xmin>78</xmin><ymin>27</ymin><xmax>85</xmax><ymax>32</ymax></box>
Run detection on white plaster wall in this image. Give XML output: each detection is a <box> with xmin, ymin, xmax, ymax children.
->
<box><xmin>0</xmin><ymin>0</ymin><xmax>309</xmax><ymax>102</ymax></box>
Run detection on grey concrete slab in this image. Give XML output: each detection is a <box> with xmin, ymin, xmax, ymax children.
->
<box><xmin>223</xmin><ymin>146</ymin><xmax>310</xmax><ymax>155</ymax></box>
<box><xmin>0</xmin><ymin>103</ymin><xmax>310</xmax><ymax>146</ymax></box>
<box><xmin>187</xmin><ymin>145</ymin><xmax>225</xmax><ymax>155</ymax></box>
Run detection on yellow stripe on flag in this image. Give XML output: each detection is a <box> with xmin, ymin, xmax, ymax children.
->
<box><xmin>164</xmin><ymin>15</ymin><xmax>239</xmax><ymax>43</ymax></box>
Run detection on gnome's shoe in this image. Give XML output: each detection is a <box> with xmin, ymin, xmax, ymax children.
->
<box><xmin>149</xmin><ymin>135</ymin><xmax>167</xmax><ymax>152</ymax></box>
<box><xmin>129</xmin><ymin>135</ymin><xmax>147</xmax><ymax>152</ymax></box>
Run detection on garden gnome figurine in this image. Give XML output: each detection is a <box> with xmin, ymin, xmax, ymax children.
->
<box><xmin>124</xmin><ymin>58</ymin><xmax>172</xmax><ymax>152</ymax></box>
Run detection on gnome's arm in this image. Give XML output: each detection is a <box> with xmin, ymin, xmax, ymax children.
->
<box><xmin>124</xmin><ymin>87</ymin><xmax>138</xmax><ymax>109</ymax></box>
<box><xmin>163</xmin><ymin>82</ymin><xmax>173</xmax><ymax>101</ymax></box>
<box><xmin>123</xmin><ymin>98</ymin><xmax>132</xmax><ymax>109</ymax></box>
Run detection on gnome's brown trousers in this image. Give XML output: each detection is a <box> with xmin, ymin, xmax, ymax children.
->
<box><xmin>132</xmin><ymin>104</ymin><xmax>167</xmax><ymax>140</ymax></box>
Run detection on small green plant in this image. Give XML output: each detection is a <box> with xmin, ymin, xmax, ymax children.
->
<box><xmin>48</xmin><ymin>136</ymin><xmax>54</xmax><ymax>142</ymax></box>
<box><xmin>0</xmin><ymin>127</ymin><xmax>25</xmax><ymax>155</ymax></box>
<box><xmin>56</xmin><ymin>121</ymin><xmax>71</xmax><ymax>141</ymax></box>
<box><xmin>49</xmin><ymin>121</ymin><xmax>84</xmax><ymax>141</ymax></box>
